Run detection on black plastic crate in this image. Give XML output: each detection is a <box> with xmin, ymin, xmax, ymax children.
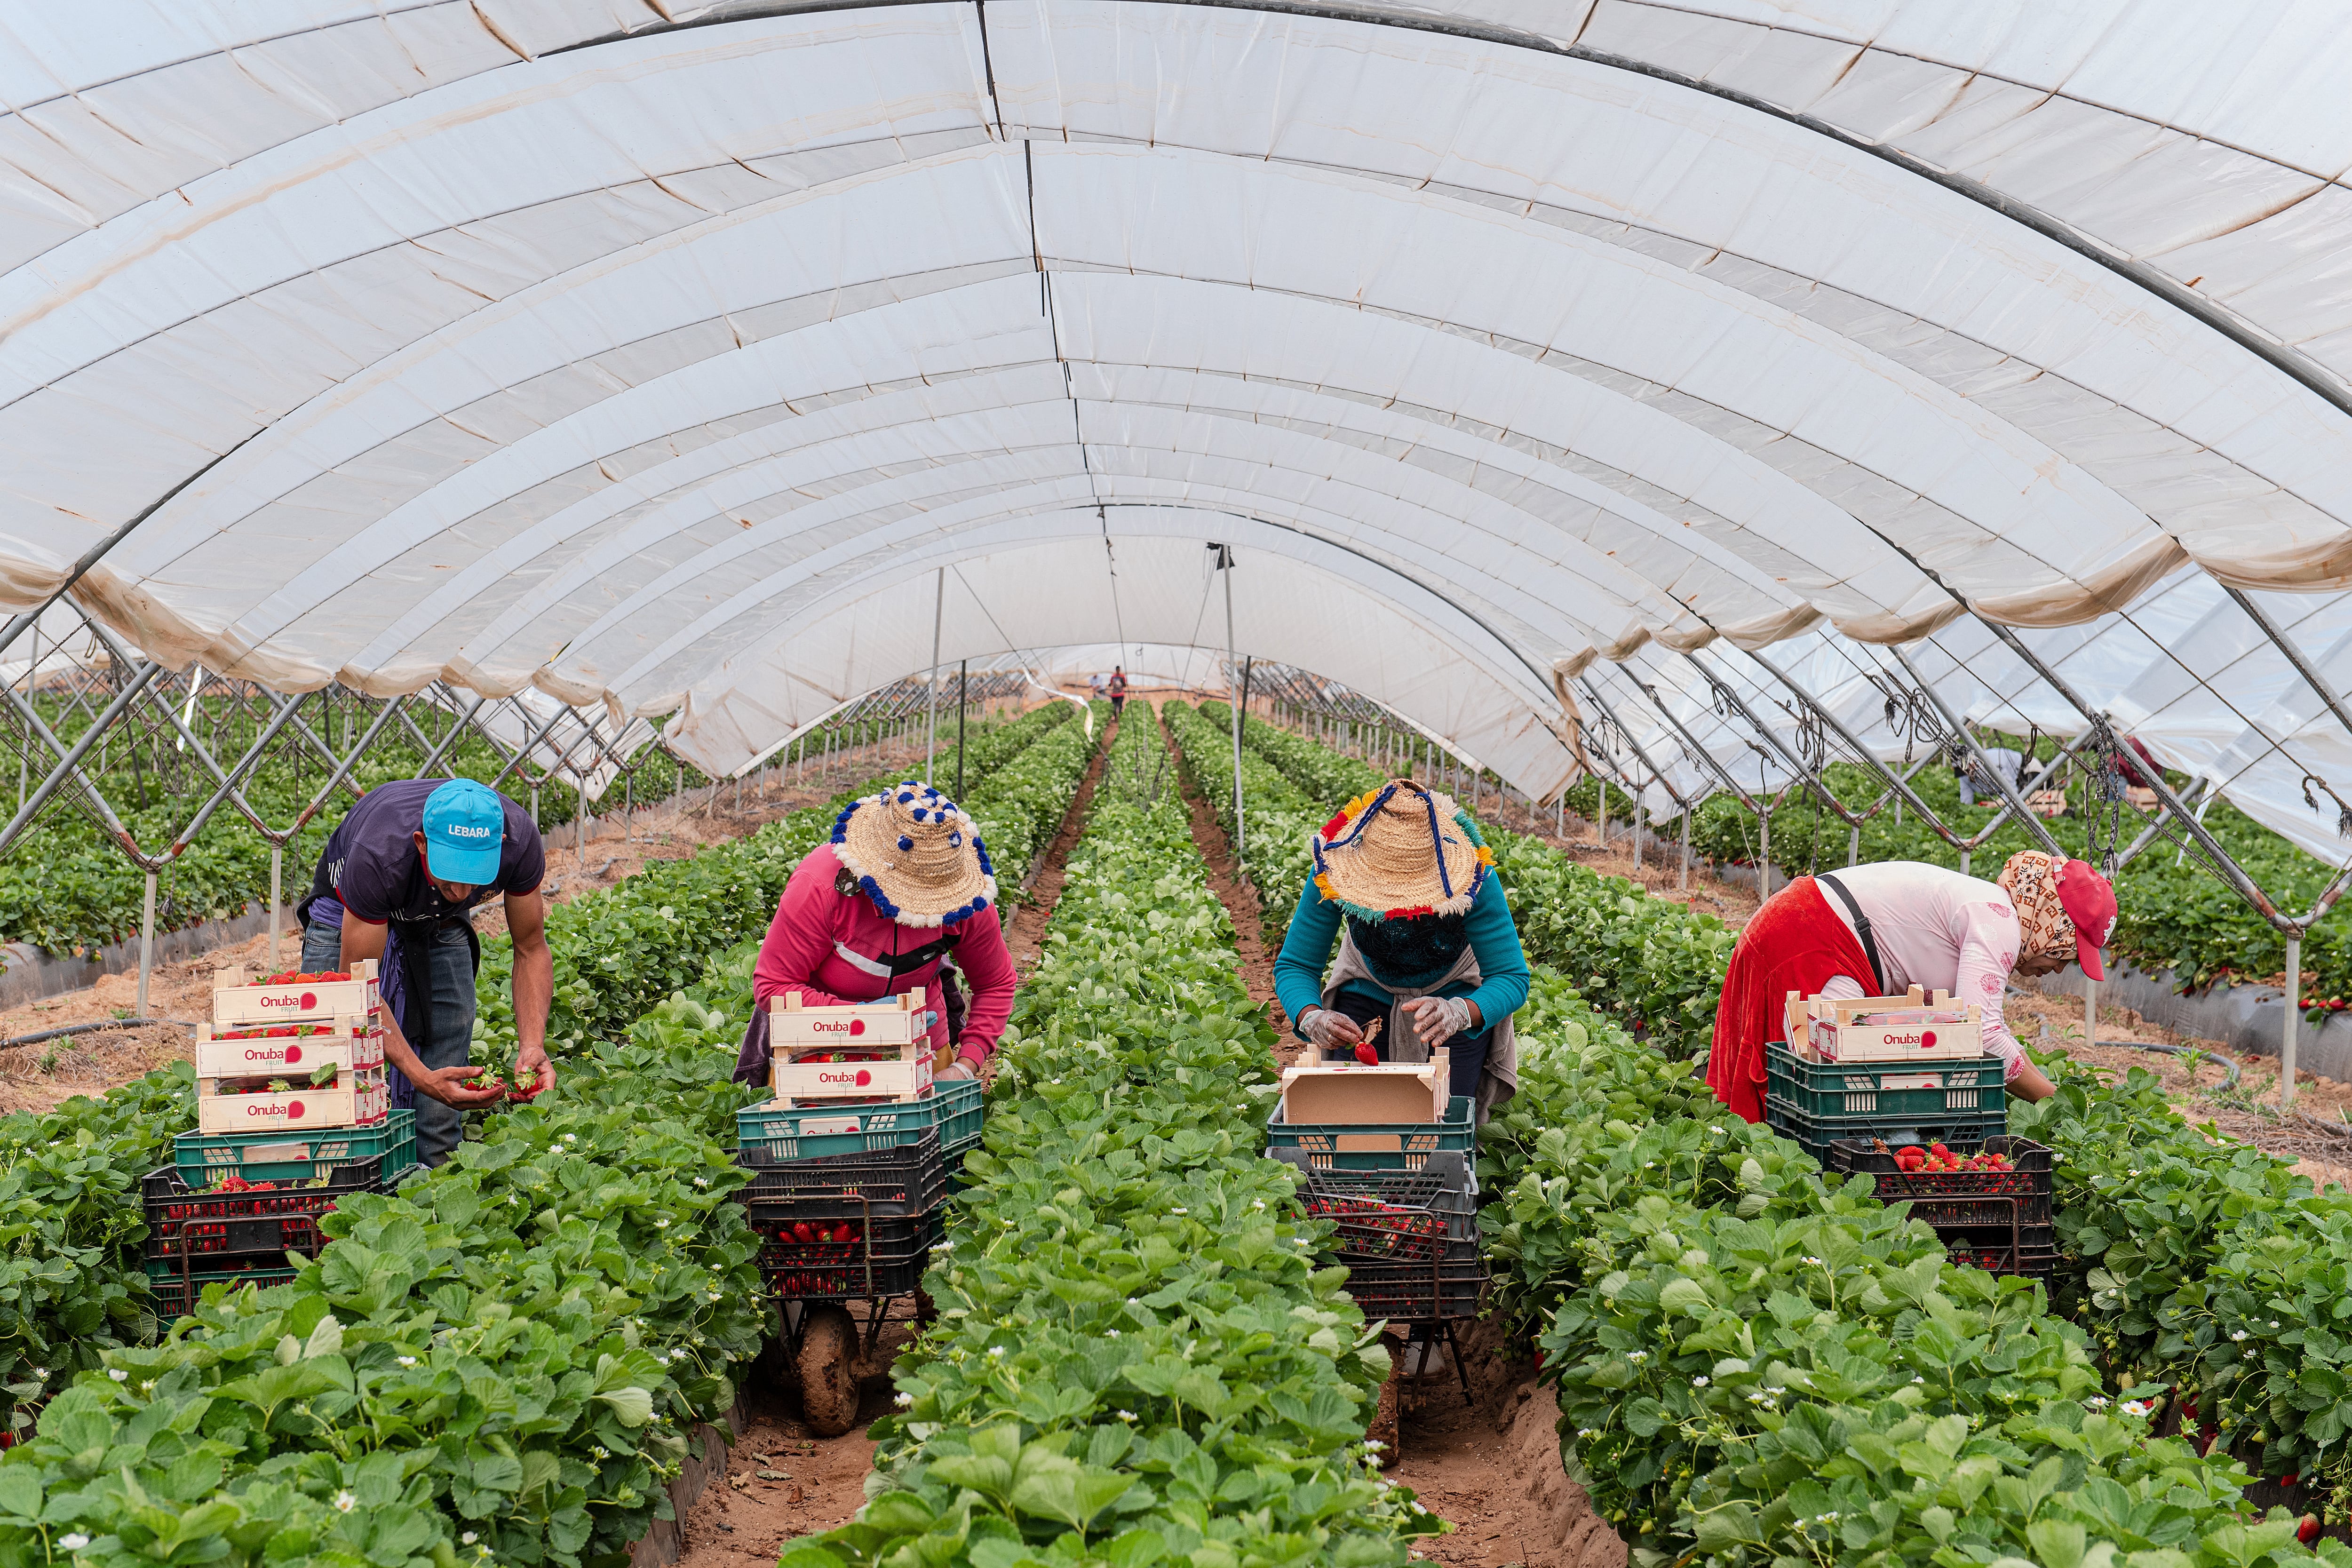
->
<box><xmin>736</xmin><ymin>1129</ymin><xmax>946</xmax><ymax>1215</ymax></box>
<box><xmin>1767</xmin><ymin>1101</ymin><xmax>2007</xmax><ymax>1166</ymax></box>
<box><xmin>1342</xmin><ymin>1241</ymin><xmax>1486</xmax><ymax>1322</ymax></box>
<box><xmin>759</xmin><ymin>1212</ymin><xmax>942</xmax><ymax>1301</ymax></box>
<box><xmin>1828</xmin><ymin>1136</ymin><xmax>2052</xmax><ymax>1219</ymax></box>
<box><xmin>1272</xmin><ymin>1148</ymin><xmax>1476</xmax><ymax>1260</ymax></box>
<box><xmin>1946</xmin><ymin>1234</ymin><xmax>2058</xmax><ymax>1278</ymax></box>
<box><xmin>148</xmin><ymin>1266</ymin><xmax>297</xmax><ymax>1318</ymax></box>
<box><xmin>141</xmin><ymin>1162</ymin><xmax>389</xmax><ymax>1276</ymax></box>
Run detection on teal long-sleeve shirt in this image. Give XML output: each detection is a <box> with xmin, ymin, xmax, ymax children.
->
<box><xmin>1271</xmin><ymin>871</ymin><xmax>1530</xmax><ymax>1038</ymax></box>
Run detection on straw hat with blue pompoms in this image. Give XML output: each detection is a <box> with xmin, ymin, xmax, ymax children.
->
<box><xmin>1309</xmin><ymin>779</ymin><xmax>1493</xmax><ymax>922</ymax></box>
<box><xmin>832</xmin><ymin>780</ymin><xmax>997</xmax><ymax>927</ymax></box>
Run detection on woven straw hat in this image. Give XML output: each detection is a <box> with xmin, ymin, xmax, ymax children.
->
<box><xmin>1310</xmin><ymin>780</ymin><xmax>1493</xmax><ymax>921</ymax></box>
<box><xmin>831</xmin><ymin>781</ymin><xmax>997</xmax><ymax>928</ymax></box>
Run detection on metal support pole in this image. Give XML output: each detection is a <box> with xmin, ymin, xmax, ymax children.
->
<box><xmin>269</xmin><ymin>843</ymin><xmax>282</xmax><ymax>971</ymax></box>
<box><xmin>1223</xmin><ymin>553</ymin><xmax>1244</xmax><ymax>860</ymax></box>
<box><xmin>1678</xmin><ymin>805</ymin><xmax>1692</xmax><ymax>891</ymax></box>
<box><xmin>137</xmin><ymin>870</ymin><xmax>156</xmax><ymax>1019</ymax></box>
<box><xmin>1759</xmin><ymin>809</ymin><xmax>1772</xmax><ymax>900</ymax></box>
<box><xmin>1848</xmin><ymin>825</ymin><xmax>1860</xmax><ymax>867</ymax></box>
<box><xmin>1597</xmin><ymin>778</ymin><xmax>1607</xmax><ymax>845</ymax></box>
<box><xmin>924</xmin><ymin>568</ymin><xmax>945</xmax><ymax>785</ymax></box>
<box><xmin>956</xmin><ymin>659</ymin><xmax>968</xmax><ymax>802</ymax></box>
<box><xmin>2284</xmin><ymin>933</ymin><xmax>2302</xmax><ymax>1107</ymax></box>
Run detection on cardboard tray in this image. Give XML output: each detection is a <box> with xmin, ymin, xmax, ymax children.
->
<box><xmin>771</xmin><ymin>1052</ymin><xmax>934</xmax><ymax>1103</ymax></box>
<box><xmin>197</xmin><ymin>1022</ymin><xmax>382</xmax><ymax>1078</ymax></box>
<box><xmin>212</xmin><ymin>961</ymin><xmax>379</xmax><ymax>1027</ymax></box>
<box><xmin>1279</xmin><ymin>1049</ymin><xmax>1449</xmax><ymax>1128</ymax></box>
<box><xmin>194</xmin><ymin>1084</ymin><xmax>390</xmax><ymax>1134</ymax></box>
<box><xmin>768</xmin><ymin>988</ymin><xmax>929</xmax><ymax>1048</ymax></box>
<box><xmin>1792</xmin><ymin>986</ymin><xmax>1984</xmax><ymax>1063</ymax></box>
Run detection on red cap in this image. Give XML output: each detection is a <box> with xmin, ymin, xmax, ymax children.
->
<box><xmin>2058</xmin><ymin>859</ymin><xmax>2117</xmax><ymax>981</ymax></box>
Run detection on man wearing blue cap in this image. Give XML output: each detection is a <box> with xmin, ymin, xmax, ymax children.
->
<box><xmin>295</xmin><ymin>778</ymin><xmax>553</xmax><ymax>1165</ymax></box>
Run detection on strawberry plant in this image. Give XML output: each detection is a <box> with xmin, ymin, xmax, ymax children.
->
<box><xmin>1478</xmin><ymin>1020</ymin><xmax>2334</xmax><ymax>1568</ymax></box>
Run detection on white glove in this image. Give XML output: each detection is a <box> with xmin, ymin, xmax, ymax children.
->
<box><xmin>1403</xmin><ymin>995</ymin><xmax>1475</xmax><ymax>1047</ymax></box>
<box><xmin>1298</xmin><ymin>1007</ymin><xmax>1363</xmax><ymax>1052</ymax></box>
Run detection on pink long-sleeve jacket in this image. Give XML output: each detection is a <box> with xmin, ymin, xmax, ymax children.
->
<box><xmin>752</xmin><ymin>843</ymin><xmax>1017</xmax><ymax>1067</ymax></box>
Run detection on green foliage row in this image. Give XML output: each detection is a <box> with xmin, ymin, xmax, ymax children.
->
<box><xmin>0</xmin><ymin>710</ymin><xmax>725</xmax><ymax>958</ymax></box>
<box><xmin>1478</xmin><ymin>1020</ymin><xmax>2336</xmax><ymax>1568</ymax></box>
<box><xmin>794</xmin><ymin>709</ymin><xmax>1438</xmax><ymax>1568</ymax></box>
<box><xmin>2013</xmin><ymin>1060</ymin><xmax>2352</xmax><ymax>1515</ymax></box>
<box><xmin>0</xmin><ymin>846</ymin><xmax>808</xmax><ymax>1565</ymax></box>
<box><xmin>1159</xmin><ymin>703</ymin><xmax>1321</xmax><ymax>951</ymax></box>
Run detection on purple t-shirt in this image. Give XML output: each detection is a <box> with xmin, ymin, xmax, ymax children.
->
<box><xmin>301</xmin><ymin>779</ymin><xmax>545</xmax><ymax>928</ymax></box>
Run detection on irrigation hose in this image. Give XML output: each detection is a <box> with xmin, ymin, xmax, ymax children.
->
<box><xmin>0</xmin><ymin>1018</ymin><xmax>198</xmax><ymax>1050</ymax></box>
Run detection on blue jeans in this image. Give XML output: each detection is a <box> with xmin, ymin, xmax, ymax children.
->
<box><xmin>302</xmin><ymin>917</ymin><xmax>478</xmax><ymax>1167</ymax></box>
<box><xmin>1322</xmin><ymin>988</ymin><xmax>1489</xmax><ymax>1106</ymax></box>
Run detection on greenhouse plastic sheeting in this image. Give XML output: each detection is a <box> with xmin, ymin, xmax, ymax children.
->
<box><xmin>6</xmin><ymin>1</ymin><xmax>2352</xmax><ymax>849</ymax></box>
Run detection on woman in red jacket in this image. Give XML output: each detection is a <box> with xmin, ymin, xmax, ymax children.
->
<box><xmin>753</xmin><ymin>780</ymin><xmax>1017</xmax><ymax>1081</ymax></box>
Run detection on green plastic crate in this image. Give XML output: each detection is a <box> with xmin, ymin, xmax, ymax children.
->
<box><xmin>173</xmin><ymin>1109</ymin><xmax>415</xmax><ymax>1185</ymax></box>
<box><xmin>1265</xmin><ymin>1094</ymin><xmax>1476</xmax><ymax>1173</ymax></box>
<box><xmin>1765</xmin><ymin>1042</ymin><xmax>2005</xmax><ymax>1120</ymax></box>
<box><xmin>737</xmin><ymin>1078</ymin><xmax>983</xmax><ymax>1164</ymax></box>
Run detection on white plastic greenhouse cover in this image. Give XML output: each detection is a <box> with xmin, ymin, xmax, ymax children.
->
<box><xmin>8</xmin><ymin>1</ymin><xmax>2352</xmax><ymax>858</ymax></box>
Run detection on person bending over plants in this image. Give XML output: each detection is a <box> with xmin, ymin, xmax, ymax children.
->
<box><xmin>1708</xmin><ymin>849</ymin><xmax>2117</xmax><ymax>1121</ymax></box>
<box><xmin>1273</xmin><ymin>780</ymin><xmax>1528</xmax><ymax>1122</ymax></box>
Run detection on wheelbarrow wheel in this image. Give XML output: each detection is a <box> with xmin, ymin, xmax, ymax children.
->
<box><xmin>797</xmin><ymin>1303</ymin><xmax>862</xmax><ymax>1437</ymax></box>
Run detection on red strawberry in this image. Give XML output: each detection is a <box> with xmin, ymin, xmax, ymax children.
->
<box><xmin>1354</xmin><ymin>1041</ymin><xmax>1379</xmax><ymax>1066</ymax></box>
<box><xmin>2299</xmin><ymin>1518</ymin><xmax>2321</xmax><ymax>1546</ymax></box>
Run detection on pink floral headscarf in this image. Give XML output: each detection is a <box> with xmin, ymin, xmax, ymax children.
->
<box><xmin>1997</xmin><ymin>851</ymin><xmax>2076</xmax><ymax>965</ymax></box>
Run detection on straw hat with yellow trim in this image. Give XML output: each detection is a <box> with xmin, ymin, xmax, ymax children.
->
<box><xmin>831</xmin><ymin>781</ymin><xmax>997</xmax><ymax>928</ymax></box>
<box><xmin>1309</xmin><ymin>780</ymin><xmax>1494</xmax><ymax>922</ymax></box>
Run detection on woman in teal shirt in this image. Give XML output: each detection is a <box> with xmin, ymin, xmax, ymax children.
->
<box><xmin>1271</xmin><ymin>780</ymin><xmax>1527</xmax><ymax>1119</ymax></box>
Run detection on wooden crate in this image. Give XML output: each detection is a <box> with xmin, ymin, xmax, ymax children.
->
<box><xmin>213</xmin><ymin>960</ymin><xmax>379</xmax><ymax>1027</ymax></box>
<box><xmin>196</xmin><ymin>1019</ymin><xmax>382</xmax><ymax>1078</ymax></box>
<box><xmin>768</xmin><ymin>988</ymin><xmax>929</xmax><ymax>1048</ymax></box>
<box><xmin>1798</xmin><ymin>987</ymin><xmax>1984</xmax><ymax>1063</ymax></box>
<box><xmin>195</xmin><ymin>1067</ymin><xmax>390</xmax><ymax>1133</ymax></box>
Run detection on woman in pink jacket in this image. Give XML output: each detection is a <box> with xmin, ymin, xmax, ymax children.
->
<box><xmin>753</xmin><ymin>780</ymin><xmax>1017</xmax><ymax>1081</ymax></box>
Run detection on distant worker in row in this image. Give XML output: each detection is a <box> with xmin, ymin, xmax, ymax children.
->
<box><xmin>1274</xmin><ymin>780</ymin><xmax>1527</xmax><ymax>1121</ymax></box>
<box><xmin>1708</xmin><ymin>850</ymin><xmax>2118</xmax><ymax>1122</ymax></box>
<box><xmin>297</xmin><ymin>777</ymin><xmax>555</xmax><ymax>1167</ymax></box>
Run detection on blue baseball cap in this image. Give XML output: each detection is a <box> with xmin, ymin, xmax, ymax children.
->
<box><xmin>421</xmin><ymin>779</ymin><xmax>505</xmax><ymax>886</ymax></box>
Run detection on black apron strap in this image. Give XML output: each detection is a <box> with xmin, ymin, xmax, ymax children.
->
<box><xmin>1813</xmin><ymin>872</ymin><xmax>1885</xmax><ymax>996</ymax></box>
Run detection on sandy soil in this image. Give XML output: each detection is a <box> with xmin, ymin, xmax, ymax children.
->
<box><xmin>0</xmin><ymin>741</ymin><xmax>938</xmax><ymax>1115</ymax></box>
<box><xmin>671</xmin><ymin>1313</ymin><xmax>925</xmax><ymax>1565</ymax></box>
